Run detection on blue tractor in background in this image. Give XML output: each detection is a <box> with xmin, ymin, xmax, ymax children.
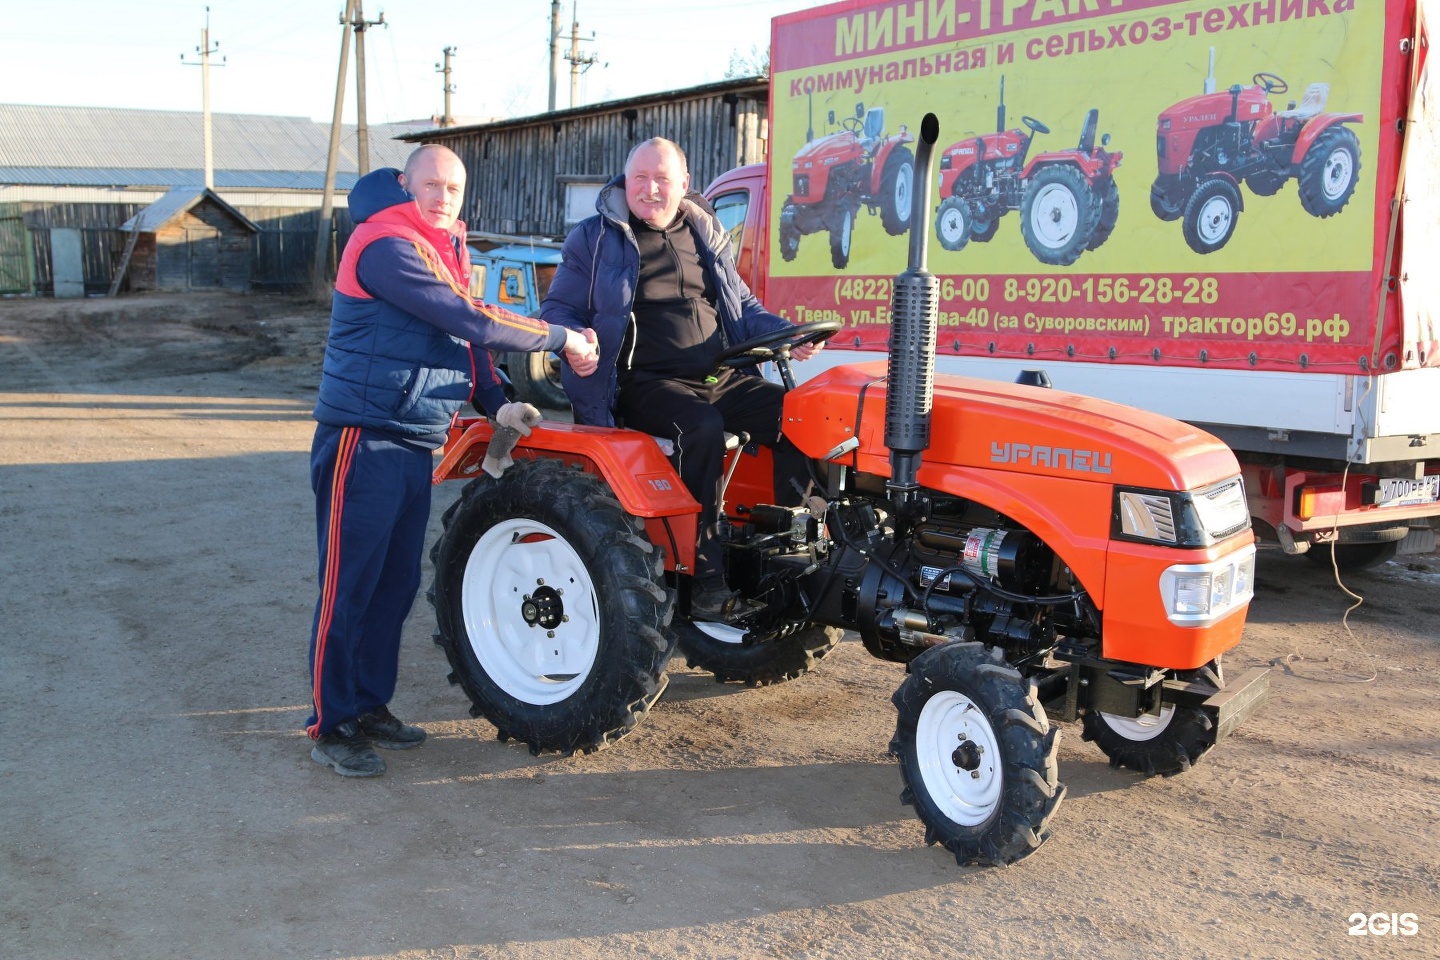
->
<box><xmin>466</xmin><ymin>233</ymin><xmax>569</xmax><ymax>410</ymax></box>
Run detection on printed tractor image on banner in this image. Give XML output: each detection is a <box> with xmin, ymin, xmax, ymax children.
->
<box><xmin>766</xmin><ymin>0</ymin><xmax>1393</xmax><ymax>373</ymax></box>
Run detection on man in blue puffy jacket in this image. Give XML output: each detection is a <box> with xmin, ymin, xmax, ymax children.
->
<box><xmin>307</xmin><ymin>144</ymin><xmax>598</xmax><ymax>777</ymax></box>
<box><xmin>540</xmin><ymin>137</ymin><xmax>823</xmax><ymax>620</ymax></box>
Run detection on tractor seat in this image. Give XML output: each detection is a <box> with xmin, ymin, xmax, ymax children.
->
<box><xmin>862</xmin><ymin>107</ymin><xmax>885</xmax><ymax>144</ymax></box>
<box><xmin>1276</xmin><ymin>83</ymin><xmax>1329</xmax><ymax>120</ymax></box>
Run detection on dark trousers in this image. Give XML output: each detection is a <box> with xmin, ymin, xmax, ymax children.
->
<box><xmin>615</xmin><ymin>373</ymin><xmax>809</xmax><ymax>580</ymax></box>
<box><xmin>305</xmin><ymin>424</ymin><xmax>433</xmax><ymax>738</ymax></box>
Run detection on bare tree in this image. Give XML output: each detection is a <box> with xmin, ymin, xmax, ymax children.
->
<box><xmin>724</xmin><ymin>43</ymin><xmax>770</xmax><ymax>79</ymax></box>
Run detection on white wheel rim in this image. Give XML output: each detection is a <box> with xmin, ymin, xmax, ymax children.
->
<box><xmin>1196</xmin><ymin>194</ymin><xmax>1233</xmax><ymax>244</ymax></box>
<box><xmin>915</xmin><ymin>690</ymin><xmax>1003</xmax><ymax>827</ymax></box>
<box><xmin>1029</xmin><ymin>182</ymin><xmax>1078</xmax><ymax>248</ymax></box>
<box><xmin>1100</xmin><ymin>705</ymin><xmax>1176</xmax><ymax>741</ymax></box>
<box><xmin>895</xmin><ymin>163</ymin><xmax>914</xmax><ymax>219</ymax></box>
<box><xmin>939</xmin><ymin>204</ymin><xmax>967</xmax><ymax>244</ymax></box>
<box><xmin>461</xmin><ymin>518</ymin><xmax>600</xmax><ymax>704</ymax></box>
<box><xmin>1322</xmin><ymin>148</ymin><xmax>1353</xmax><ymax>200</ymax></box>
<box><xmin>690</xmin><ymin>620</ymin><xmax>746</xmax><ymax>646</ymax></box>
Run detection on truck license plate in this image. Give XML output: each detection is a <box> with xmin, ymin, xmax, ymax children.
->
<box><xmin>1377</xmin><ymin>475</ymin><xmax>1440</xmax><ymax>507</ymax></box>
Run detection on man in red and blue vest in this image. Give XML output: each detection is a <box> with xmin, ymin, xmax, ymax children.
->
<box><xmin>306</xmin><ymin>144</ymin><xmax>598</xmax><ymax>777</ymax></box>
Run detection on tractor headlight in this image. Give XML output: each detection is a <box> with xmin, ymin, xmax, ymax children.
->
<box><xmin>1159</xmin><ymin>545</ymin><xmax>1256</xmax><ymax>625</ymax></box>
<box><xmin>1113</xmin><ymin>476</ymin><xmax>1249</xmax><ymax>547</ymax></box>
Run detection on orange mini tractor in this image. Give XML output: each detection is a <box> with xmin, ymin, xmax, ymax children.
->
<box><xmin>427</xmin><ymin>116</ymin><xmax>1268</xmax><ymax>865</ymax></box>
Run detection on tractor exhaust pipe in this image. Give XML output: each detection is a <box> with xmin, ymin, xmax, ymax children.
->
<box><xmin>885</xmin><ymin>112</ymin><xmax>941</xmax><ymax>506</ymax></box>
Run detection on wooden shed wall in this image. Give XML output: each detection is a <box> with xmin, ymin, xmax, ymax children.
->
<box><xmin>430</xmin><ymin>86</ymin><xmax>769</xmax><ymax>237</ymax></box>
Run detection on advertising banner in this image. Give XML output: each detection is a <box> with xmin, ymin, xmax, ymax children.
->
<box><xmin>767</xmin><ymin>0</ymin><xmax>1412</xmax><ymax>373</ymax></box>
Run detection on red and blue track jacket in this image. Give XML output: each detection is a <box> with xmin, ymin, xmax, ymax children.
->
<box><xmin>314</xmin><ymin>167</ymin><xmax>568</xmax><ymax>447</ymax></box>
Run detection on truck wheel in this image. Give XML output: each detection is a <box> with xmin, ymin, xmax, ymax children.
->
<box><xmin>935</xmin><ymin>196</ymin><xmax>972</xmax><ymax>252</ymax></box>
<box><xmin>1085</xmin><ymin>179</ymin><xmax>1120</xmax><ymax>251</ymax></box>
<box><xmin>1304</xmin><ymin>525</ymin><xmax>1407</xmax><ymax>572</ymax></box>
<box><xmin>1082</xmin><ymin>663</ymin><xmax>1223</xmax><ymax>776</ymax></box>
<box><xmin>879</xmin><ymin>146</ymin><xmax>916</xmax><ymax>235</ymax></box>
<box><xmin>1181</xmin><ymin>178</ymin><xmax>1241</xmax><ymax>255</ymax></box>
<box><xmin>1298</xmin><ymin>126</ymin><xmax>1360</xmax><ymax>217</ymax></box>
<box><xmin>505</xmin><ymin>350</ymin><xmax>568</xmax><ymax>410</ymax></box>
<box><xmin>1020</xmin><ymin>165</ymin><xmax>1097</xmax><ymax>266</ymax></box>
<box><xmin>890</xmin><ymin>643</ymin><xmax>1065</xmax><ymax>866</ymax></box>
<box><xmin>674</xmin><ymin>618</ymin><xmax>842</xmax><ymax>686</ymax></box>
<box><xmin>829</xmin><ymin>206</ymin><xmax>853</xmax><ymax>270</ymax></box>
<box><xmin>1149</xmin><ymin>179</ymin><xmax>1183</xmax><ymax>222</ymax></box>
<box><xmin>430</xmin><ymin>459</ymin><xmax>675</xmax><ymax>755</ymax></box>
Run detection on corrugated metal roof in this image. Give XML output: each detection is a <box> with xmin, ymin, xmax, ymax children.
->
<box><xmin>0</xmin><ymin>103</ymin><xmax>433</xmax><ymax>189</ymax></box>
<box><xmin>120</xmin><ymin>186</ymin><xmax>259</xmax><ymax>233</ymax></box>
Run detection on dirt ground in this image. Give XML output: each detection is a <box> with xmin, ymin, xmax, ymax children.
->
<box><xmin>1</xmin><ymin>291</ymin><xmax>1437</xmax><ymax>960</ymax></box>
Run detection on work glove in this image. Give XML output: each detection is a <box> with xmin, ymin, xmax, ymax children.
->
<box><xmin>482</xmin><ymin>401</ymin><xmax>543</xmax><ymax>478</ymax></box>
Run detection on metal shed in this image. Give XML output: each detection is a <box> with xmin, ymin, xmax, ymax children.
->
<box><xmin>118</xmin><ymin>187</ymin><xmax>258</xmax><ymax>293</ymax></box>
<box><xmin>405</xmin><ymin>78</ymin><xmax>770</xmax><ymax>238</ymax></box>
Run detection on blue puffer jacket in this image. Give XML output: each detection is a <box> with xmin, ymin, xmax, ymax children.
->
<box><xmin>540</xmin><ymin>176</ymin><xmax>792</xmax><ymax>427</ymax></box>
<box><xmin>314</xmin><ymin>167</ymin><xmax>569</xmax><ymax>447</ymax></box>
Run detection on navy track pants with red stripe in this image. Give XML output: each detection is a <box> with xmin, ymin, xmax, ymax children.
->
<box><xmin>305</xmin><ymin>424</ymin><xmax>433</xmax><ymax>739</ymax></box>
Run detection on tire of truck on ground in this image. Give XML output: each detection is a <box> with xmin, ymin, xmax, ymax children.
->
<box><xmin>673</xmin><ymin>618</ymin><xmax>842</xmax><ymax>686</ymax></box>
<box><xmin>1081</xmin><ymin>661</ymin><xmax>1223</xmax><ymax>776</ymax></box>
<box><xmin>1304</xmin><ymin>524</ymin><xmax>1408</xmax><ymax>572</ymax></box>
<box><xmin>830</xmin><ymin>205</ymin><xmax>853</xmax><ymax>270</ymax></box>
<box><xmin>890</xmin><ymin>642</ymin><xmax>1065</xmax><ymax>866</ymax></box>
<box><xmin>1181</xmin><ymin>178</ymin><xmax>1242</xmax><ymax>255</ymax></box>
<box><xmin>1020</xmin><ymin>164</ymin><xmax>1098</xmax><ymax>266</ymax></box>
<box><xmin>505</xmin><ymin>349</ymin><xmax>569</xmax><ymax>410</ymax></box>
<box><xmin>1085</xmin><ymin>178</ymin><xmax>1120</xmax><ymax>251</ymax></box>
<box><xmin>430</xmin><ymin>459</ymin><xmax>675</xmax><ymax>755</ymax></box>
<box><xmin>878</xmin><ymin>145</ymin><xmax>916</xmax><ymax>236</ymax></box>
<box><xmin>1297</xmin><ymin>126</ymin><xmax>1360</xmax><ymax>218</ymax></box>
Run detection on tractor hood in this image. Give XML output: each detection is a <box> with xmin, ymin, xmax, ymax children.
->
<box><xmin>783</xmin><ymin>362</ymin><xmax>1241</xmax><ymax>493</ymax></box>
<box><xmin>792</xmin><ymin>131</ymin><xmax>854</xmax><ymax>165</ymax></box>
<box><xmin>1157</xmin><ymin>90</ymin><xmax>1234</xmax><ymax>126</ymax></box>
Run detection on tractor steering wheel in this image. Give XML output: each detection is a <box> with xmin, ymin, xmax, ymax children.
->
<box><xmin>842</xmin><ymin>116</ymin><xmax>866</xmax><ymax>135</ymax></box>
<box><xmin>1252</xmin><ymin>72</ymin><xmax>1288</xmax><ymax>94</ymax></box>
<box><xmin>715</xmin><ymin>320</ymin><xmax>842</xmax><ymax>371</ymax></box>
<box><xmin>1021</xmin><ymin>115</ymin><xmax>1051</xmax><ymax>136</ymax></box>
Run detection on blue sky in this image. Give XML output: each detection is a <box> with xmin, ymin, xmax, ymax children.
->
<box><xmin>0</xmin><ymin>0</ymin><xmax>830</xmax><ymax>123</ymax></box>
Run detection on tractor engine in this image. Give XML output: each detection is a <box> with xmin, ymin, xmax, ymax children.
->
<box><xmin>719</xmin><ymin>495</ymin><xmax>1091</xmax><ymax>666</ymax></box>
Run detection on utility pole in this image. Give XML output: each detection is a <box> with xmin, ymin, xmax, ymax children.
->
<box><xmin>347</xmin><ymin>1</ymin><xmax>386</xmax><ymax>176</ymax></box>
<box><xmin>314</xmin><ymin>0</ymin><xmax>356</xmax><ymax>293</ymax></box>
<box><xmin>180</xmin><ymin>6</ymin><xmax>225</xmax><ymax>190</ymax></box>
<box><xmin>548</xmin><ymin>0</ymin><xmax>561</xmax><ymax>111</ymax></box>
<box><xmin>564</xmin><ymin>2</ymin><xmax>598</xmax><ymax>109</ymax></box>
<box><xmin>436</xmin><ymin>46</ymin><xmax>457</xmax><ymax>127</ymax></box>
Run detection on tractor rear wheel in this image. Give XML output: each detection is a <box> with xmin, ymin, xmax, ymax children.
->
<box><xmin>1182</xmin><ymin>178</ymin><xmax>1241</xmax><ymax>254</ymax></box>
<box><xmin>1298</xmin><ymin>126</ymin><xmax>1360</xmax><ymax>217</ymax></box>
<box><xmin>935</xmin><ymin>196</ymin><xmax>972</xmax><ymax>252</ymax></box>
<box><xmin>879</xmin><ymin>146</ymin><xmax>916</xmax><ymax>236</ymax></box>
<box><xmin>505</xmin><ymin>350</ymin><xmax>568</xmax><ymax>410</ymax></box>
<box><xmin>430</xmin><ymin>459</ymin><xmax>675</xmax><ymax>755</ymax></box>
<box><xmin>891</xmin><ymin>643</ymin><xmax>1065</xmax><ymax>866</ymax></box>
<box><xmin>1082</xmin><ymin>662</ymin><xmax>1223</xmax><ymax>776</ymax></box>
<box><xmin>1085</xmin><ymin>179</ymin><xmax>1120</xmax><ymax>251</ymax></box>
<box><xmin>674</xmin><ymin>618</ymin><xmax>842</xmax><ymax>686</ymax></box>
<box><xmin>1021</xmin><ymin>164</ymin><xmax>1098</xmax><ymax>266</ymax></box>
<box><xmin>829</xmin><ymin>205</ymin><xmax>853</xmax><ymax>269</ymax></box>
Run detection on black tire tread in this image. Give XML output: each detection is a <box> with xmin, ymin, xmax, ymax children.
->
<box><xmin>674</xmin><ymin>621</ymin><xmax>842</xmax><ymax>687</ymax></box>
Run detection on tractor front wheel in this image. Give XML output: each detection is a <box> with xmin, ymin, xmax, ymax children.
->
<box><xmin>430</xmin><ymin>459</ymin><xmax>675</xmax><ymax>755</ymax></box>
<box><xmin>1082</xmin><ymin>662</ymin><xmax>1223</xmax><ymax>776</ymax></box>
<box><xmin>891</xmin><ymin>643</ymin><xmax>1065</xmax><ymax>866</ymax></box>
<box><xmin>1149</xmin><ymin>179</ymin><xmax>1184</xmax><ymax>222</ymax></box>
<box><xmin>935</xmin><ymin>196</ymin><xmax>972</xmax><ymax>252</ymax></box>
<box><xmin>675</xmin><ymin>619</ymin><xmax>842</xmax><ymax>686</ymax></box>
<box><xmin>1182</xmin><ymin>178</ymin><xmax>1241</xmax><ymax>254</ymax></box>
<box><xmin>879</xmin><ymin>146</ymin><xmax>916</xmax><ymax>236</ymax></box>
<box><xmin>1298</xmin><ymin>126</ymin><xmax>1361</xmax><ymax>217</ymax></box>
<box><xmin>1021</xmin><ymin>164</ymin><xmax>1098</xmax><ymax>266</ymax></box>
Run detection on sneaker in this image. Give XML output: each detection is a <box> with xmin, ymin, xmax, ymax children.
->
<box><xmin>357</xmin><ymin>705</ymin><xmax>427</xmax><ymax>750</ymax></box>
<box><xmin>311</xmin><ymin>720</ymin><xmax>385</xmax><ymax>777</ymax></box>
<box><xmin>690</xmin><ymin>580</ymin><xmax>758</xmax><ymax>623</ymax></box>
